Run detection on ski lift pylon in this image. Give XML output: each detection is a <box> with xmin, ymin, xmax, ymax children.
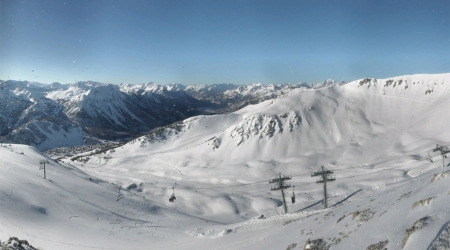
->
<box><xmin>427</xmin><ymin>152</ymin><xmax>434</xmax><ymax>163</ymax></box>
<box><xmin>291</xmin><ymin>186</ymin><xmax>295</xmax><ymax>204</ymax></box>
<box><xmin>169</xmin><ymin>187</ymin><xmax>176</xmax><ymax>202</ymax></box>
<box><xmin>116</xmin><ymin>186</ymin><xmax>124</xmax><ymax>201</ymax></box>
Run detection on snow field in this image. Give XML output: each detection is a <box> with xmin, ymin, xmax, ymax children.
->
<box><xmin>1</xmin><ymin>73</ymin><xmax>450</xmax><ymax>249</ymax></box>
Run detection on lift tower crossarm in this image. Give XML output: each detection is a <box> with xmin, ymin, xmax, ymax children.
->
<box><xmin>39</xmin><ymin>160</ymin><xmax>49</xmax><ymax>179</ymax></box>
<box><xmin>269</xmin><ymin>176</ymin><xmax>292</xmax><ymax>184</ymax></box>
<box><xmin>432</xmin><ymin>144</ymin><xmax>450</xmax><ymax>170</ymax></box>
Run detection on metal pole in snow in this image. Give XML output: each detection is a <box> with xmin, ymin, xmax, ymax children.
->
<box><xmin>311</xmin><ymin>166</ymin><xmax>336</xmax><ymax>209</ymax></box>
<box><xmin>443</xmin><ymin>154</ymin><xmax>445</xmax><ymax>170</ymax></box>
<box><xmin>323</xmin><ymin>168</ymin><xmax>328</xmax><ymax>208</ymax></box>
<box><xmin>39</xmin><ymin>160</ymin><xmax>48</xmax><ymax>179</ymax></box>
<box><xmin>269</xmin><ymin>172</ymin><xmax>291</xmax><ymax>214</ymax></box>
<box><xmin>280</xmin><ymin>173</ymin><xmax>288</xmax><ymax>214</ymax></box>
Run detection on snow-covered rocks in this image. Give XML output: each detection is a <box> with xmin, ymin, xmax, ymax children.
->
<box><xmin>402</xmin><ymin>216</ymin><xmax>432</xmax><ymax>248</ymax></box>
<box><xmin>1</xmin><ymin>237</ymin><xmax>38</xmax><ymax>250</ymax></box>
<box><xmin>428</xmin><ymin>223</ymin><xmax>450</xmax><ymax>250</ymax></box>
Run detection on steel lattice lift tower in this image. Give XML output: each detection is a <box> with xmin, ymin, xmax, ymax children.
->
<box><xmin>311</xmin><ymin>166</ymin><xmax>336</xmax><ymax>209</ymax></box>
<box><xmin>432</xmin><ymin>144</ymin><xmax>450</xmax><ymax>170</ymax></box>
<box><xmin>39</xmin><ymin>160</ymin><xmax>49</xmax><ymax>179</ymax></box>
<box><xmin>269</xmin><ymin>173</ymin><xmax>291</xmax><ymax>214</ymax></box>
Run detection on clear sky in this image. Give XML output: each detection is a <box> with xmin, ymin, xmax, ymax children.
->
<box><xmin>1</xmin><ymin>0</ymin><xmax>449</xmax><ymax>85</ymax></box>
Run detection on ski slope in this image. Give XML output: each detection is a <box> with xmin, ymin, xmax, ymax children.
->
<box><xmin>1</xmin><ymin>73</ymin><xmax>450</xmax><ymax>249</ymax></box>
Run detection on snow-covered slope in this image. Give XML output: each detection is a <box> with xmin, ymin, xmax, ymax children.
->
<box><xmin>1</xmin><ymin>80</ymin><xmax>313</xmax><ymax>150</ymax></box>
<box><xmin>1</xmin><ymin>73</ymin><xmax>449</xmax><ymax>249</ymax></box>
<box><xmin>62</xmin><ymin>73</ymin><xmax>450</xmax><ymax>248</ymax></box>
<box><xmin>96</xmin><ymin>73</ymin><xmax>449</xmax><ymax>183</ymax></box>
<box><xmin>0</xmin><ymin>144</ymin><xmax>217</xmax><ymax>249</ymax></box>
<box><xmin>1</xmin><ymin>142</ymin><xmax>450</xmax><ymax>249</ymax></box>
<box><xmin>183</xmin><ymin>169</ymin><xmax>450</xmax><ymax>250</ymax></box>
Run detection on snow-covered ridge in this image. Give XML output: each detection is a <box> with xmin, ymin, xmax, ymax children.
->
<box><xmin>0</xmin><ymin>79</ymin><xmax>336</xmax><ymax>150</ymax></box>
<box><xmin>113</xmin><ymin>73</ymin><xmax>449</xmax><ymax>154</ymax></box>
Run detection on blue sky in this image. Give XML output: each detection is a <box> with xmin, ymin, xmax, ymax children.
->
<box><xmin>1</xmin><ymin>0</ymin><xmax>449</xmax><ymax>85</ymax></box>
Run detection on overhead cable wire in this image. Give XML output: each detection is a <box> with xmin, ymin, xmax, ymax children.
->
<box><xmin>110</xmin><ymin>143</ymin><xmax>448</xmax><ymax>200</ymax></box>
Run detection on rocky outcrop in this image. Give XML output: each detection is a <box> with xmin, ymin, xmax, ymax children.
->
<box><xmin>366</xmin><ymin>239</ymin><xmax>389</xmax><ymax>250</ymax></box>
<box><xmin>402</xmin><ymin>216</ymin><xmax>431</xmax><ymax>248</ymax></box>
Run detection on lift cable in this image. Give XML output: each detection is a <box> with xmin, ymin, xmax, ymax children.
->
<box><xmin>111</xmin><ymin>144</ymin><xmax>447</xmax><ymax>200</ymax></box>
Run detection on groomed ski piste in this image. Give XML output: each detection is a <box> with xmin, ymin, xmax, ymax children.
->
<box><xmin>1</xmin><ymin>73</ymin><xmax>450</xmax><ymax>249</ymax></box>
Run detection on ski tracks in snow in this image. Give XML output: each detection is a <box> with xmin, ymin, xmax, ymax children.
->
<box><xmin>209</xmin><ymin>226</ymin><xmax>284</xmax><ymax>250</ymax></box>
<box><xmin>154</xmin><ymin>158</ymin><xmax>185</xmax><ymax>176</ymax></box>
<box><xmin>208</xmin><ymin>212</ymin><xmax>314</xmax><ymax>250</ymax></box>
<box><xmin>4</xmin><ymin>159</ymin><xmax>113</xmax><ymax>236</ymax></box>
<box><xmin>8</xmin><ymin>188</ymin><xmax>29</xmax><ymax>241</ymax></box>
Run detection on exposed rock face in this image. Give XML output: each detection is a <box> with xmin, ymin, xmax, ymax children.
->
<box><xmin>228</xmin><ymin>114</ymin><xmax>287</xmax><ymax>146</ymax></box>
<box><xmin>1</xmin><ymin>237</ymin><xmax>39</xmax><ymax>250</ymax></box>
<box><xmin>303</xmin><ymin>238</ymin><xmax>329</xmax><ymax>250</ymax></box>
<box><xmin>428</xmin><ymin>222</ymin><xmax>450</xmax><ymax>250</ymax></box>
<box><xmin>286</xmin><ymin>242</ymin><xmax>298</xmax><ymax>250</ymax></box>
<box><xmin>366</xmin><ymin>239</ymin><xmax>389</xmax><ymax>250</ymax></box>
<box><xmin>402</xmin><ymin>216</ymin><xmax>431</xmax><ymax>249</ymax></box>
<box><xmin>352</xmin><ymin>208</ymin><xmax>375</xmax><ymax>223</ymax></box>
<box><xmin>412</xmin><ymin>197</ymin><xmax>433</xmax><ymax>209</ymax></box>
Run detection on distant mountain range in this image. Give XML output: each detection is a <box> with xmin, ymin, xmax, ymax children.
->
<box><xmin>106</xmin><ymin>73</ymin><xmax>449</xmax><ymax>167</ymax></box>
<box><xmin>0</xmin><ymin>79</ymin><xmax>341</xmax><ymax>150</ymax></box>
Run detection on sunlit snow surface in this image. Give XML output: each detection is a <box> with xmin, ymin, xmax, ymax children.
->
<box><xmin>1</xmin><ymin>74</ymin><xmax>450</xmax><ymax>249</ymax></box>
